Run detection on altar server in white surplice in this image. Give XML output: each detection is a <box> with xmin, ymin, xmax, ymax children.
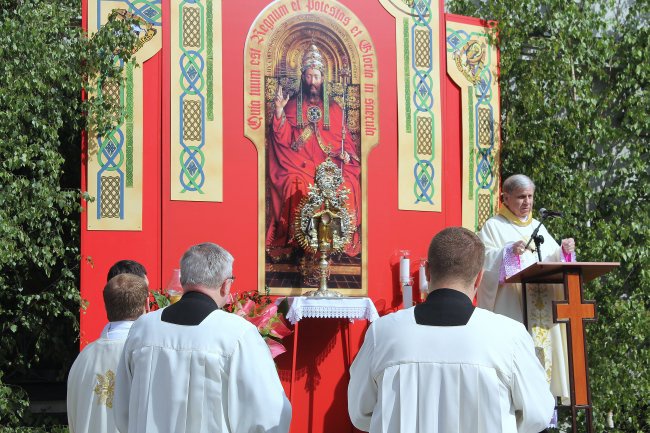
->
<box><xmin>114</xmin><ymin>242</ymin><xmax>291</xmax><ymax>433</ymax></box>
<box><xmin>348</xmin><ymin>227</ymin><xmax>554</xmax><ymax>433</ymax></box>
<box><xmin>478</xmin><ymin>174</ymin><xmax>572</xmax><ymax>404</ymax></box>
<box><xmin>67</xmin><ymin>272</ymin><xmax>149</xmax><ymax>433</ymax></box>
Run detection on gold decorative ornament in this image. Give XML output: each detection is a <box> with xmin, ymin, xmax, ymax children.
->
<box><xmin>294</xmin><ymin>158</ymin><xmax>356</xmax><ymax>297</ymax></box>
<box><xmin>93</xmin><ymin>369</ymin><xmax>116</xmax><ymax>408</ymax></box>
<box><xmin>453</xmin><ymin>39</ymin><xmax>487</xmax><ymax>85</ymax></box>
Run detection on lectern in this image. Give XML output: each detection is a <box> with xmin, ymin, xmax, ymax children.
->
<box><xmin>506</xmin><ymin>262</ymin><xmax>619</xmax><ymax>433</ymax></box>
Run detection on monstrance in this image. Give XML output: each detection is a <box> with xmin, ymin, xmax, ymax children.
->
<box><xmin>293</xmin><ymin>158</ymin><xmax>356</xmax><ymax>297</ymax></box>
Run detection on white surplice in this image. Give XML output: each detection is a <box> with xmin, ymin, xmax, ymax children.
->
<box><xmin>113</xmin><ymin>309</ymin><xmax>291</xmax><ymax>433</ymax></box>
<box><xmin>348</xmin><ymin>308</ymin><xmax>555</xmax><ymax>433</ymax></box>
<box><xmin>478</xmin><ymin>215</ymin><xmax>570</xmax><ymax>401</ymax></box>
<box><xmin>67</xmin><ymin>321</ymin><xmax>134</xmax><ymax>433</ymax></box>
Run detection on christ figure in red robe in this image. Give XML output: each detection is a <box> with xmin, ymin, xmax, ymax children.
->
<box><xmin>267</xmin><ymin>44</ymin><xmax>361</xmax><ymax>258</ymax></box>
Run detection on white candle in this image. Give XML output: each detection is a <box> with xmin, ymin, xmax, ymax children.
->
<box><xmin>419</xmin><ymin>264</ymin><xmax>428</xmax><ymax>294</ymax></box>
<box><xmin>399</xmin><ymin>257</ymin><xmax>410</xmax><ymax>283</ymax></box>
<box><xmin>403</xmin><ymin>284</ymin><xmax>413</xmax><ymax>308</ymax></box>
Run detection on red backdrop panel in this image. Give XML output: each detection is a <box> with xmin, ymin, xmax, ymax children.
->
<box><xmin>80</xmin><ymin>2</ymin><xmax>488</xmax><ymax>432</ymax></box>
<box><xmin>80</xmin><ymin>52</ymin><xmax>163</xmax><ymax>346</ymax></box>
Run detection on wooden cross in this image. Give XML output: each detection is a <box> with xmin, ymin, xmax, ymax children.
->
<box><xmin>509</xmin><ymin>262</ymin><xmax>617</xmax><ymax>433</ymax></box>
<box><xmin>554</xmin><ymin>269</ymin><xmax>597</xmax><ymax>432</ymax></box>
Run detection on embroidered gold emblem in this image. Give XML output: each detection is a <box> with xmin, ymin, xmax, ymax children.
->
<box><xmin>291</xmin><ymin>126</ymin><xmax>313</xmax><ymax>151</ymax></box>
<box><xmin>528</xmin><ymin>286</ymin><xmax>554</xmax><ymax>383</ymax></box>
<box><xmin>93</xmin><ymin>369</ymin><xmax>116</xmax><ymax>408</ymax></box>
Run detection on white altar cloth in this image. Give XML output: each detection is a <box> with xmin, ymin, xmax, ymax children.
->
<box><xmin>284</xmin><ymin>297</ymin><xmax>379</xmax><ymax>324</ymax></box>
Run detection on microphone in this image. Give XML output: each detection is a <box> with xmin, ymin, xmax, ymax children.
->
<box><xmin>539</xmin><ymin>208</ymin><xmax>563</xmax><ymax>218</ymax></box>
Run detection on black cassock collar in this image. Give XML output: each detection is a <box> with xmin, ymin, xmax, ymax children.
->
<box><xmin>161</xmin><ymin>291</ymin><xmax>219</xmax><ymax>326</ymax></box>
<box><xmin>414</xmin><ymin>288</ymin><xmax>475</xmax><ymax>326</ymax></box>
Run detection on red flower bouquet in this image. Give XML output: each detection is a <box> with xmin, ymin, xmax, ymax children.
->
<box><xmin>224</xmin><ymin>290</ymin><xmax>293</xmax><ymax>358</ymax></box>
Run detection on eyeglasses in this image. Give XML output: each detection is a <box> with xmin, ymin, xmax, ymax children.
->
<box><xmin>228</xmin><ymin>276</ymin><xmax>236</xmax><ymax>281</ymax></box>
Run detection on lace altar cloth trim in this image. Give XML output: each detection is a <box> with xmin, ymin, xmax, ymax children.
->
<box><xmin>285</xmin><ymin>297</ymin><xmax>379</xmax><ymax>325</ymax></box>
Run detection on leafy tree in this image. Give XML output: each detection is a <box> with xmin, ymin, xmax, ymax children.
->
<box><xmin>0</xmin><ymin>0</ymin><xmax>137</xmax><ymax>427</ymax></box>
<box><xmin>446</xmin><ymin>0</ymin><xmax>649</xmax><ymax>431</ymax></box>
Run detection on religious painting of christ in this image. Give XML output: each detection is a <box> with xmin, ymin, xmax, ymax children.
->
<box><xmin>264</xmin><ymin>24</ymin><xmax>363</xmax><ymax>291</ymax></box>
<box><xmin>244</xmin><ymin>1</ymin><xmax>379</xmax><ymax>296</ymax></box>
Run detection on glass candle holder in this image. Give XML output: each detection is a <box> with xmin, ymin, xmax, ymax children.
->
<box><xmin>166</xmin><ymin>268</ymin><xmax>183</xmax><ymax>304</ymax></box>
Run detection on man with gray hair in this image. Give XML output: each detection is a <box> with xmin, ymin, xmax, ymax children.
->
<box><xmin>477</xmin><ymin>174</ymin><xmax>575</xmax><ymax>413</ymax></box>
<box><xmin>114</xmin><ymin>243</ymin><xmax>291</xmax><ymax>433</ymax></box>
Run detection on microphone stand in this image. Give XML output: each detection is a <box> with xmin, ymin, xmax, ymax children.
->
<box><xmin>524</xmin><ymin>214</ymin><xmax>547</xmax><ymax>262</ymax></box>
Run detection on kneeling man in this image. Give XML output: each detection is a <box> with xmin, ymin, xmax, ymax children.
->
<box><xmin>114</xmin><ymin>242</ymin><xmax>291</xmax><ymax>433</ymax></box>
<box><xmin>348</xmin><ymin>227</ymin><xmax>554</xmax><ymax>433</ymax></box>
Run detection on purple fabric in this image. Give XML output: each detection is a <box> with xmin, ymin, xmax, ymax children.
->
<box><xmin>499</xmin><ymin>243</ymin><xmax>521</xmax><ymax>284</ymax></box>
<box><xmin>561</xmin><ymin>250</ymin><xmax>576</xmax><ymax>263</ymax></box>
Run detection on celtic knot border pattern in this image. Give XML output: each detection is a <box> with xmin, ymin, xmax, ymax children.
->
<box><xmin>182</xmin><ymin>6</ymin><xmax>201</xmax><ymax>47</ymax></box>
<box><xmin>177</xmin><ymin>0</ymin><xmax>213</xmax><ymax>195</ymax></box>
<box><xmin>100</xmin><ymin>176</ymin><xmax>122</xmax><ymax>219</ymax></box>
<box><xmin>446</xmin><ymin>26</ymin><xmax>499</xmax><ymax>231</ymax></box>
<box><xmin>93</xmin><ymin>0</ymin><xmax>161</xmax><ymax>225</ymax></box>
<box><xmin>96</xmin><ymin>62</ymin><xmax>126</xmax><ymax>220</ymax></box>
<box><xmin>410</xmin><ymin>0</ymin><xmax>436</xmax><ymax>206</ymax></box>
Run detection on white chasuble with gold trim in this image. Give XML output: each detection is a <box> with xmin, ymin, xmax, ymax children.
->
<box><xmin>478</xmin><ymin>214</ymin><xmax>570</xmax><ymax>402</ymax></box>
<box><xmin>67</xmin><ymin>337</ymin><xmax>128</xmax><ymax>433</ymax></box>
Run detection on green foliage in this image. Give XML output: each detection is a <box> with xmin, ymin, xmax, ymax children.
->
<box><xmin>0</xmin><ymin>371</ymin><xmax>28</xmax><ymax>425</ymax></box>
<box><xmin>0</xmin><ymin>0</ymin><xmax>137</xmax><ymax>427</ymax></box>
<box><xmin>0</xmin><ymin>427</ymin><xmax>68</xmax><ymax>433</ymax></box>
<box><xmin>447</xmin><ymin>0</ymin><xmax>649</xmax><ymax>430</ymax></box>
<box><xmin>151</xmin><ymin>290</ymin><xmax>171</xmax><ymax>309</ymax></box>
